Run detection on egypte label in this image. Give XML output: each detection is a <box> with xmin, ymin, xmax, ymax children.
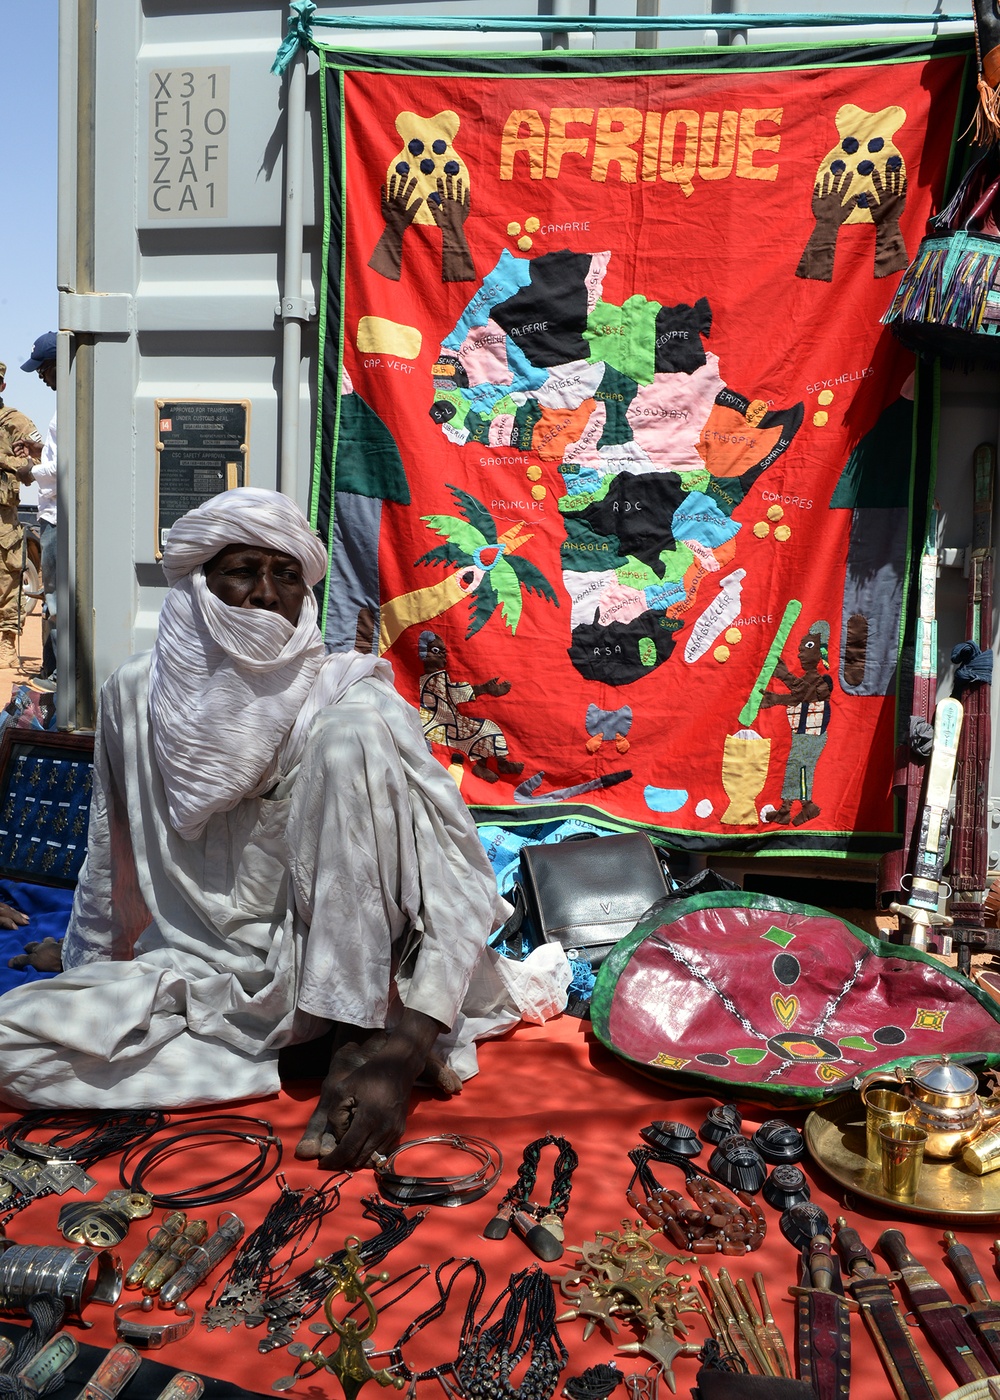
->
<box><xmin>155</xmin><ymin>400</ymin><xmax>249</xmax><ymax>555</ymax></box>
<box><xmin>148</xmin><ymin>66</ymin><xmax>230</xmax><ymax>219</ymax></box>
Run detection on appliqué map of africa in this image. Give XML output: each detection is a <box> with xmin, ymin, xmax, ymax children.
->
<box><xmin>314</xmin><ymin>38</ymin><xmax>970</xmax><ymax>852</ymax></box>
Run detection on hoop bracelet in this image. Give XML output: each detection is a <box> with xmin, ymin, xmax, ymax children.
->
<box><xmin>373</xmin><ymin>1135</ymin><xmax>502</xmax><ymax>1208</ymax></box>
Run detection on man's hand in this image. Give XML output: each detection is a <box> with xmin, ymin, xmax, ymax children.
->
<box><xmin>0</xmin><ymin>904</ymin><xmax>29</xmax><ymax>931</ymax></box>
<box><xmin>295</xmin><ymin>1009</ymin><xmax>445</xmax><ymax>1170</ymax></box>
<box><xmin>8</xmin><ymin>936</ymin><xmax>62</xmax><ymax>973</ymax></box>
<box><xmin>12</xmin><ymin>440</ymin><xmax>42</xmax><ymax>463</ymax></box>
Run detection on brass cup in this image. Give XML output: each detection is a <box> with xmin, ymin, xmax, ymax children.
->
<box><xmin>862</xmin><ymin>1087</ymin><xmax>911</xmax><ymax>1164</ymax></box>
<box><xmin>878</xmin><ymin>1123</ymin><xmax>927</xmax><ymax>1202</ymax></box>
<box><xmin>963</xmin><ymin>1123</ymin><xmax>1000</xmax><ymax>1176</ymax></box>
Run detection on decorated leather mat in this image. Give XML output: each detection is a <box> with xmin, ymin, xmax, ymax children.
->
<box><xmin>590</xmin><ymin>892</ymin><xmax>1000</xmax><ymax>1103</ymax></box>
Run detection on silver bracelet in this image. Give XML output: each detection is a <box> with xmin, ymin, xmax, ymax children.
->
<box><xmin>0</xmin><ymin>1243</ymin><xmax>122</xmax><ymax>1317</ymax></box>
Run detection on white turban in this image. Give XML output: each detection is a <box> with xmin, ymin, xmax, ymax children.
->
<box><xmin>149</xmin><ymin>486</ymin><xmax>386</xmax><ymax>839</ymax></box>
<box><xmin>161</xmin><ymin>487</ymin><xmax>328</xmax><ymax>587</ymax></box>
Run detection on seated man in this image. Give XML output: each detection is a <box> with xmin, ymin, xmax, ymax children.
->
<box><xmin>0</xmin><ymin>488</ymin><xmax>567</xmax><ymax>1169</ymax></box>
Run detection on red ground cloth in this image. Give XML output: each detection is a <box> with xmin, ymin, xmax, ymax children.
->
<box><xmin>0</xmin><ymin>1013</ymin><xmax>987</xmax><ymax>1398</ymax></box>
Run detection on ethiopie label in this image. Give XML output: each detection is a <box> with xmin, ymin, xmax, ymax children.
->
<box><xmin>156</xmin><ymin>401</ymin><xmax>248</xmax><ymax>553</ymax></box>
<box><xmin>148</xmin><ymin>66</ymin><xmax>230</xmax><ymax>219</ymax></box>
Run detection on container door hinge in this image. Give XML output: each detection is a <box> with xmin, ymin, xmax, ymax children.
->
<box><xmin>59</xmin><ymin>292</ymin><xmax>133</xmax><ymax>335</ymax></box>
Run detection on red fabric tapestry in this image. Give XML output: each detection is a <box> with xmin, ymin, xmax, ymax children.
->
<box><xmin>315</xmin><ymin>38</ymin><xmax>970</xmax><ymax>853</ymax></box>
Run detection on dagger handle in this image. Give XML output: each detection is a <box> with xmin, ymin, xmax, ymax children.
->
<box><xmin>944</xmin><ymin>1232</ymin><xmax>993</xmax><ymax>1304</ymax></box>
<box><xmin>835</xmin><ymin>1219</ymin><xmax>877</xmax><ymax>1277</ymax></box>
<box><xmin>809</xmin><ymin>1235</ymin><xmax>836</xmax><ymax>1293</ymax></box>
<box><xmin>878</xmin><ymin>1230</ymin><xmax>922</xmax><ymax>1278</ymax></box>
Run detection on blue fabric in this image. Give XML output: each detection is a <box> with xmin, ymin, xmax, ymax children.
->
<box><xmin>0</xmin><ymin>878</ymin><xmax>74</xmax><ymax>996</ymax></box>
<box><xmin>567</xmin><ymin>956</ymin><xmax>597</xmax><ymax>1000</ymax></box>
<box><xmin>953</xmin><ymin>640</ymin><xmax>994</xmax><ymax>685</ymax></box>
<box><xmin>478</xmin><ymin>817</ymin><xmax>608</xmax><ymax>896</ymax></box>
<box><xmin>270</xmin><ymin>0</ymin><xmax>316</xmax><ymax>75</ymax></box>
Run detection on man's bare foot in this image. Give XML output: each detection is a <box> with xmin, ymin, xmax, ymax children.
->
<box><xmin>764</xmin><ymin>802</ymin><xmax>793</xmax><ymax>824</ymax></box>
<box><xmin>8</xmin><ymin>935</ymin><xmax>62</xmax><ymax>973</ymax></box>
<box><xmin>496</xmin><ymin>757</ymin><xmax>524</xmax><ymax>776</ymax></box>
<box><xmin>472</xmin><ymin>759</ymin><xmax>498</xmax><ymax>783</ymax></box>
<box><xmin>791</xmin><ymin>800</ymin><xmax>821</xmax><ymax>827</ymax></box>
<box><xmin>294</xmin><ymin>1024</ymin><xmax>460</xmax><ymax>1163</ymax></box>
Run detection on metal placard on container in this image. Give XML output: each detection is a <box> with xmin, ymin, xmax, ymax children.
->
<box><xmin>154</xmin><ymin>400</ymin><xmax>250</xmax><ymax>556</ymax></box>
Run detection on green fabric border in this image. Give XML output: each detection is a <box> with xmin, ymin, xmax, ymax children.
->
<box><xmin>471</xmin><ymin>800</ymin><xmax>895</xmax><ymax>858</ymax></box>
<box><xmin>310</xmin><ymin>33</ymin><xmax>971</xmax><ymax>80</ymax></box>
<box><xmin>310</xmin><ymin>51</ymin><xmax>334</xmax><ymax>533</ymax></box>
<box><xmin>313</xmin><ymin>56</ymin><xmax>350</xmax><ymax>630</ymax></box>
<box><xmin>590</xmin><ymin>891</ymin><xmax>1000</xmax><ymax>1104</ymax></box>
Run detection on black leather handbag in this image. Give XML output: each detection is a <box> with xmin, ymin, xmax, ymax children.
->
<box><xmin>515</xmin><ymin>832</ymin><xmax>673</xmax><ymax>969</ymax></box>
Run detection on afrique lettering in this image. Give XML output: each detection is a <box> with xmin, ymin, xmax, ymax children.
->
<box><xmin>499</xmin><ymin>107</ymin><xmax>782</xmax><ymax>197</ymax></box>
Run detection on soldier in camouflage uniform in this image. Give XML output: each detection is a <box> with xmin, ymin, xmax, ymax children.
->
<box><xmin>0</xmin><ymin>364</ymin><xmax>39</xmax><ymax>670</ymax></box>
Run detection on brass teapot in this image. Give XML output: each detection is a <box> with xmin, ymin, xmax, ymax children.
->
<box><xmin>858</xmin><ymin>1056</ymin><xmax>1000</xmax><ymax>1160</ymax></box>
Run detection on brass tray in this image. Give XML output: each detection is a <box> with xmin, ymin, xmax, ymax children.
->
<box><xmin>805</xmin><ymin>1093</ymin><xmax>1000</xmax><ymax>1222</ymax></box>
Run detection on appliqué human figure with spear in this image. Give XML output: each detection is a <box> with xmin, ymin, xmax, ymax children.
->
<box><xmin>760</xmin><ymin>620</ymin><xmax>833</xmax><ymax>827</ymax></box>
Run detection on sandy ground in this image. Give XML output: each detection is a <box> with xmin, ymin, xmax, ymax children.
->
<box><xmin>0</xmin><ymin>608</ymin><xmax>43</xmax><ymax>698</ymax></box>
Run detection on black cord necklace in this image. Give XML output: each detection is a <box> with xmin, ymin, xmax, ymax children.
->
<box><xmin>0</xmin><ymin>1110</ymin><xmax>167</xmax><ymax>1224</ymax></box>
<box><xmin>563</xmin><ymin>1364</ymin><xmax>625</xmax><ymax>1400</ymax></box>
<box><xmin>361</xmin><ymin>1255</ymin><xmax>487</xmax><ymax>1392</ymax></box>
<box><xmin>119</xmin><ymin>1116</ymin><xmax>282</xmax><ymax>1208</ymax></box>
<box><xmin>485</xmin><ymin>1133</ymin><xmax>578</xmax><ymax>1261</ymax></box>
<box><xmin>203</xmin><ymin>1174</ymin><xmax>346</xmax><ymax>1332</ymax></box>
<box><xmin>257</xmin><ymin>1195</ymin><xmax>427</xmax><ymax>1352</ymax></box>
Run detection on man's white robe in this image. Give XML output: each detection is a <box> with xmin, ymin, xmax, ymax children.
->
<box><xmin>0</xmin><ymin>655</ymin><xmax>566</xmax><ymax>1108</ymax></box>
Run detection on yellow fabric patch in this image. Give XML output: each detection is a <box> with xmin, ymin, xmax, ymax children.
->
<box><xmin>912</xmin><ymin>1007</ymin><xmax>949</xmax><ymax>1032</ymax></box>
<box><xmin>771</xmin><ymin>992</ymin><xmax>799</xmax><ymax>1028</ymax></box>
<box><xmin>721</xmin><ymin>732</ymin><xmax>771</xmax><ymax>825</ymax></box>
<box><xmin>356</xmin><ymin>317</ymin><xmax>422</xmax><ymax>359</ymax></box>
<box><xmin>817</xmin><ymin>1063</ymin><xmax>847</xmax><ymax>1083</ymax></box>
<box><xmin>386</xmin><ymin>110</ymin><xmax>469</xmax><ymax>226</ymax></box>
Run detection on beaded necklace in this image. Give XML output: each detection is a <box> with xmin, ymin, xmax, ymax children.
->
<box><xmin>455</xmin><ymin>1265</ymin><xmax>568</xmax><ymax>1400</ymax></box>
<box><xmin>485</xmin><ymin>1134</ymin><xmax>578</xmax><ymax>1261</ymax></box>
